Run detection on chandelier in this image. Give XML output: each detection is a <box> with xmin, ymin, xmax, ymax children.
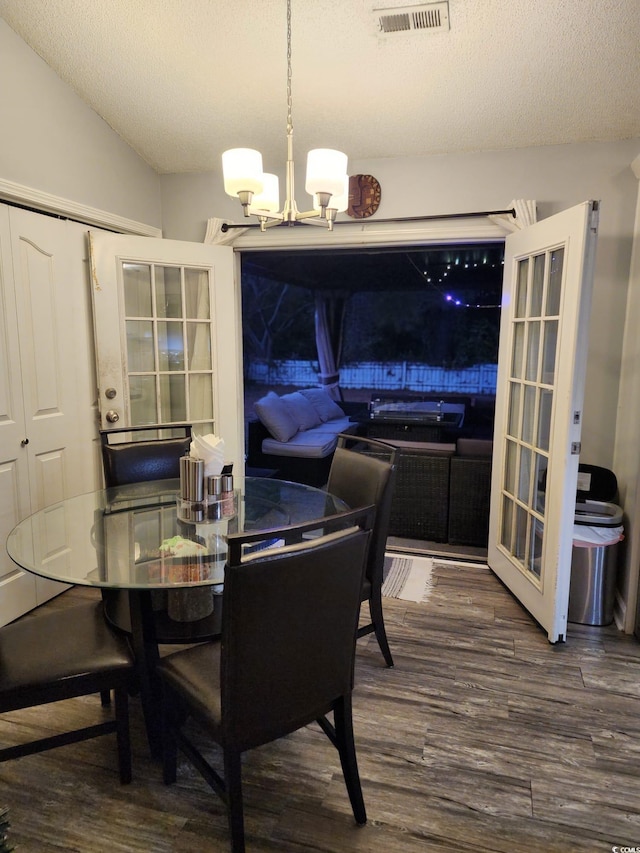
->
<box><xmin>222</xmin><ymin>0</ymin><xmax>349</xmax><ymax>231</ymax></box>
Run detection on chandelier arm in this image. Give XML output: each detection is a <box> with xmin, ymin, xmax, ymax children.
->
<box><xmin>258</xmin><ymin>217</ymin><xmax>286</xmax><ymax>231</ymax></box>
<box><xmin>295</xmin><ymin>209</ymin><xmax>330</xmax><ymax>220</ymax></box>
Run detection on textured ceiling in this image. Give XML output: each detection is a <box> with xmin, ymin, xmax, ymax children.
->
<box><xmin>1</xmin><ymin>0</ymin><xmax>639</xmax><ymax>175</ymax></box>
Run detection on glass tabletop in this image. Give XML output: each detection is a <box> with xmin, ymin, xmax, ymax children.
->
<box><xmin>6</xmin><ymin>477</ymin><xmax>347</xmax><ymax>590</ymax></box>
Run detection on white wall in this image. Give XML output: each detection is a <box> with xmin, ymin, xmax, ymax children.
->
<box><xmin>0</xmin><ymin>20</ymin><xmax>162</xmax><ymax>228</ymax></box>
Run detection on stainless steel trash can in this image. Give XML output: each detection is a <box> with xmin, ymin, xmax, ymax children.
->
<box><xmin>568</xmin><ymin>500</ymin><xmax>623</xmax><ymax>626</ymax></box>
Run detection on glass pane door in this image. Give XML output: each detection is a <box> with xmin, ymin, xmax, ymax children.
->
<box><xmin>488</xmin><ymin>201</ymin><xmax>599</xmax><ymax>643</ymax></box>
<box><xmin>123</xmin><ymin>263</ymin><xmax>213</xmax><ymax>429</ymax></box>
<box><xmin>499</xmin><ymin>249</ymin><xmax>563</xmax><ymax>583</ymax></box>
<box><xmin>89</xmin><ymin>231</ymin><xmax>243</xmax><ymax>477</ymax></box>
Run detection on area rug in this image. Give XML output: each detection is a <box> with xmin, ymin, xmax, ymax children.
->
<box><xmin>382</xmin><ymin>554</ymin><xmax>488</xmax><ymax>603</ymax></box>
<box><xmin>382</xmin><ymin>554</ymin><xmax>436</xmax><ymax>603</ymax></box>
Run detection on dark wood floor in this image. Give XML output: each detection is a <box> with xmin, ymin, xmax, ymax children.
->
<box><xmin>1</xmin><ymin>561</ymin><xmax>639</xmax><ymax>852</ymax></box>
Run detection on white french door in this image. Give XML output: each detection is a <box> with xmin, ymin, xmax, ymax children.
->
<box><xmin>88</xmin><ymin>232</ymin><xmax>244</xmax><ymax>476</ymax></box>
<box><xmin>488</xmin><ymin>201</ymin><xmax>599</xmax><ymax>643</ymax></box>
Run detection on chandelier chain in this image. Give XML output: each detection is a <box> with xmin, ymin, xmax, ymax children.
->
<box><xmin>221</xmin><ymin>0</ymin><xmax>349</xmax><ymax>230</ymax></box>
<box><xmin>286</xmin><ymin>0</ymin><xmax>293</xmax><ymax>136</ymax></box>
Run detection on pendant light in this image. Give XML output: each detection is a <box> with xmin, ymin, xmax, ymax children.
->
<box><xmin>222</xmin><ymin>0</ymin><xmax>348</xmax><ymax>231</ymax></box>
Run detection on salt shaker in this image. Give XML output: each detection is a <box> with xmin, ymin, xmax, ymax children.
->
<box><xmin>206</xmin><ymin>474</ymin><xmax>223</xmax><ymax>520</ymax></box>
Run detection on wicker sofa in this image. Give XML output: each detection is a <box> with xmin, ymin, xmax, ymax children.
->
<box><xmin>447</xmin><ymin>438</ymin><xmax>493</xmax><ymax>546</ymax></box>
<box><xmin>364</xmin><ymin>436</ymin><xmax>493</xmax><ymax>546</ymax></box>
<box><xmin>246</xmin><ymin>389</ymin><xmax>362</xmax><ymax>486</ymax></box>
<box><xmin>247</xmin><ymin>389</ymin><xmax>493</xmax><ymax>545</ymax></box>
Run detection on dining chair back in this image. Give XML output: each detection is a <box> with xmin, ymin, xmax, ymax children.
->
<box><xmin>327</xmin><ymin>433</ymin><xmax>398</xmax><ymax>667</ymax></box>
<box><xmin>0</xmin><ymin>601</ymin><xmax>136</xmax><ymax>783</ymax></box>
<box><xmin>157</xmin><ymin>505</ymin><xmax>375</xmax><ymax>853</ymax></box>
<box><xmin>100</xmin><ymin>423</ymin><xmax>192</xmax><ymax>488</ymax></box>
<box><xmin>99</xmin><ymin>422</ymin><xmax>193</xmax><ymax>651</ymax></box>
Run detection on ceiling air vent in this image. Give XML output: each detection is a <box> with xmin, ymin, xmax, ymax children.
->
<box><xmin>375</xmin><ymin>2</ymin><xmax>449</xmax><ymax>34</ymax></box>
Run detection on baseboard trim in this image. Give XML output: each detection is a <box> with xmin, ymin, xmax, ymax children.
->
<box><xmin>386</xmin><ymin>535</ymin><xmax>488</xmax><ymax>563</ymax></box>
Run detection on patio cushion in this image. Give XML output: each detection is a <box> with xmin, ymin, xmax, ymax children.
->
<box><xmin>262</xmin><ymin>432</ymin><xmax>337</xmax><ymax>459</ymax></box>
<box><xmin>281</xmin><ymin>391</ymin><xmax>323</xmax><ymax>430</ymax></box>
<box><xmin>261</xmin><ymin>416</ymin><xmax>353</xmax><ymax>458</ymax></box>
<box><xmin>254</xmin><ymin>392</ymin><xmax>299</xmax><ymax>442</ymax></box>
<box><xmin>299</xmin><ymin>388</ymin><xmax>345</xmax><ymax>422</ymax></box>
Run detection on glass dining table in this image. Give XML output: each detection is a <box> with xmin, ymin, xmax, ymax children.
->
<box><xmin>6</xmin><ymin>476</ymin><xmax>347</xmax><ymax>755</ymax></box>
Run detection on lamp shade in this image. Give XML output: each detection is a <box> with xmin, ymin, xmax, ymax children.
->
<box><xmin>249</xmin><ymin>173</ymin><xmax>280</xmax><ymax>214</ymax></box>
<box><xmin>222</xmin><ymin>148</ymin><xmax>264</xmax><ymax>197</ymax></box>
<box><xmin>305</xmin><ymin>149</ymin><xmax>348</xmax><ymax>198</ymax></box>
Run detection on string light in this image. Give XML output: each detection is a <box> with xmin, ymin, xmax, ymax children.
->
<box><xmin>444</xmin><ymin>293</ymin><xmax>501</xmax><ymax>308</ymax></box>
<box><xmin>406</xmin><ymin>253</ymin><xmax>502</xmax><ymax>309</ymax></box>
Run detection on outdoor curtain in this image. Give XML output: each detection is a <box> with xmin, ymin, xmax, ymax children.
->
<box><xmin>314</xmin><ymin>290</ymin><xmax>348</xmax><ymax>401</ymax></box>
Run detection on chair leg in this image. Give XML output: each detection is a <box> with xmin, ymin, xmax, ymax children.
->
<box><xmin>114</xmin><ymin>687</ymin><xmax>132</xmax><ymax>785</ymax></box>
<box><xmin>161</xmin><ymin>688</ymin><xmax>178</xmax><ymax>785</ymax></box>
<box><xmin>369</xmin><ymin>592</ymin><xmax>394</xmax><ymax>667</ymax></box>
<box><xmin>224</xmin><ymin>749</ymin><xmax>246</xmax><ymax>853</ymax></box>
<box><xmin>333</xmin><ymin>695</ymin><xmax>366</xmax><ymax>825</ymax></box>
<box><xmin>100</xmin><ymin>690</ymin><xmax>111</xmax><ymax>706</ymax></box>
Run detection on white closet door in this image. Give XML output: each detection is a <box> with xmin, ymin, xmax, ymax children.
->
<box><xmin>9</xmin><ymin>209</ymin><xmax>88</xmax><ymax>506</ymax></box>
<box><xmin>0</xmin><ymin>206</ymin><xmax>36</xmax><ymax>623</ymax></box>
<box><xmin>0</xmin><ymin>207</ymin><xmax>99</xmax><ymax>623</ymax></box>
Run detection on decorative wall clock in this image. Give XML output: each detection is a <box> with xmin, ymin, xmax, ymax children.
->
<box><xmin>347</xmin><ymin>174</ymin><xmax>381</xmax><ymax>219</ymax></box>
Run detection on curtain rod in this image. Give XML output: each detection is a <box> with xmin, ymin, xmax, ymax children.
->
<box><xmin>220</xmin><ymin>208</ymin><xmax>516</xmax><ymax>232</ymax></box>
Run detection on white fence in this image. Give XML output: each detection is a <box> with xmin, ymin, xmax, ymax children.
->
<box><xmin>245</xmin><ymin>360</ymin><xmax>498</xmax><ymax>395</ymax></box>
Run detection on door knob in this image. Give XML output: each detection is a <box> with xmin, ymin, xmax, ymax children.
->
<box><xmin>105</xmin><ymin>410</ymin><xmax>120</xmax><ymax>423</ymax></box>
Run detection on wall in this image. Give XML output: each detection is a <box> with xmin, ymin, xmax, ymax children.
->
<box><xmin>0</xmin><ymin>20</ymin><xmax>162</xmax><ymax>228</ymax></box>
<box><xmin>614</xmin><ymin>154</ymin><xmax>640</xmax><ymax>629</ymax></box>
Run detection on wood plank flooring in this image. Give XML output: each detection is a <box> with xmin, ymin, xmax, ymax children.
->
<box><xmin>1</xmin><ymin>561</ymin><xmax>639</xmax><ymax>852</ymax></box>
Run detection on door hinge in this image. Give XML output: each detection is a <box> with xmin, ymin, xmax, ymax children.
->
<box><xmin>571</xmin><ymin>442</ymin><xmax>581</xmax><ymax>454</ymax></box>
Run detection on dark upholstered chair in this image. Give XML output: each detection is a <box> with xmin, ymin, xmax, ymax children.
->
<box><xmin>99</xmin><ymin>423</ymin><xmax>192</xmax><ymax>488</ymax></box>
<box><xmin>327</xmin><ymin>434</ymin><xmax>398</xmax><ymax>667</ymax></box>
<box><xmin>99</xmin><ymin>423</ymin><xmax>193</xmax><ymax>651</ymax></box>
<box><xmin>0</xmin><ymin>601</ymin><xmax>136</xmax><ymax>783</ymax></box>
<box><xmin>157</xmin><ymin>506</ymin><xmax>375</xmax><ymax>853</ymax></box>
